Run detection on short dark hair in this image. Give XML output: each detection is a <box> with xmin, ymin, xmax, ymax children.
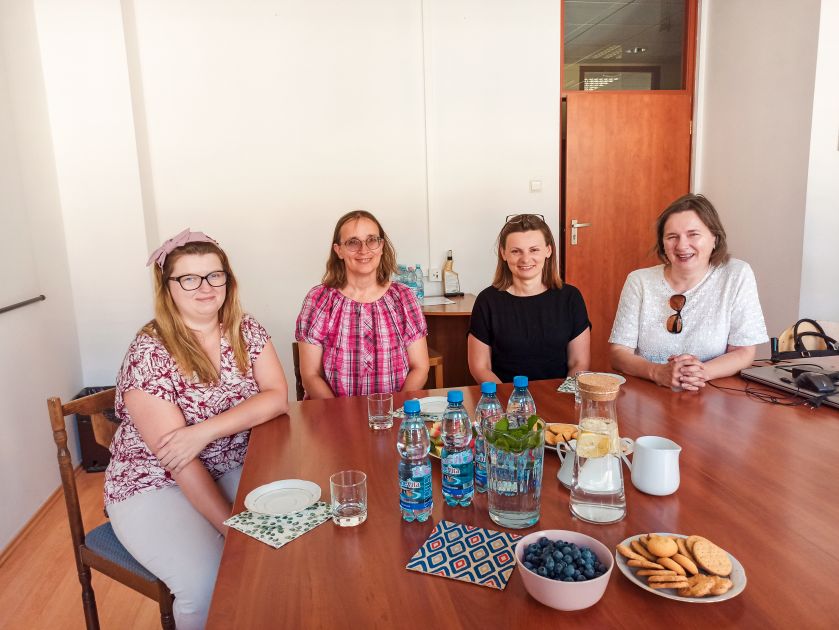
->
<box><xmin>492</xmin><ymin>214</ymin><xmax>562</xmax><ymax>290</ymax></box>
<box><xmin>654</xmin><ymin>194</ymin><xmax>730</xmax><ymax>266</ymax></box>
<box><xmin>322</xmin><ymin>210</ymin><xmax>397</xmax><ymax>288</ymax></box>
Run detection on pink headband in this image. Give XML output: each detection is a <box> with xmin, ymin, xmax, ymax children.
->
<box><xmin>146</xmin><ymin>228</ymin><xmax>219</xmax><ymax>269</ymax></box>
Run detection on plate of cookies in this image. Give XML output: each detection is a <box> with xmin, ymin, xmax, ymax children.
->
<box><xmin>615</xmin><ymin>533</ymin><xmax>746</xmax><ymax>603</ymax></box>
<box><xmin>544</xmin><ymin>423</ymin><xmax>579</xmax><ymax>450</ymax></box>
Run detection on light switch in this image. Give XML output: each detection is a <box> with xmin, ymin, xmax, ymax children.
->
<box><xmin>530</xmin><ymin>180</ymin><xmax>542</xmax><ymax>192</ymax></box>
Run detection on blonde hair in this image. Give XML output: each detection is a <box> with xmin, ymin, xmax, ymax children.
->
<box><xmin>322</xmin><ymin>210</ymin><xmax>397</xmax><ymax>288</ymax></box>
<box><xmin>492</xmin><ymin>214</ymin><xmax>562</xmax><ymax>290</ymax></box>
<box><xmin>142</xmin><ymin>241</ymin><xmax>249</xmax><ymax>383</ymax></box>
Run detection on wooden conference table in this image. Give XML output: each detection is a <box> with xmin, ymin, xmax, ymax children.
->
<box><xmin>207</xmin><ymin>376</ymin><xmax>839</xmax><ymax>628</ymax></box>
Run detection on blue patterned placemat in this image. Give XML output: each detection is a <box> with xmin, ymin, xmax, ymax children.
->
<box><xmin>224</xmin><ymin>502</ymin><xmax>331</xmax><ymax>549</ymax></box>
<box><xmin>406</xmin><ymin>520</ymin><xmax>522</xmax><ymax>590</ymax></box>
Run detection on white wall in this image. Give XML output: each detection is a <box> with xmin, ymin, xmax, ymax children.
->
<box><xmin>799</xmin><ymin>0</ymin><xmax>839</xmax><ymax>321</ymax></box>
<box><xmin>0</xmin><ymin>0</ymin><xmax>83</xmax><ymax>550</ymax></box>
<box><xmin>425</xmin><ymin>0</ymin><xmax>561</xmax><ymax>292</ymax></box>
<box><xmin>35</xmin><ymin>0</ymin><xmax>152</xmax><ymax>386</ymax></box>
<box><xmin>694</xmin><ymin>0</ymin><xmax>822</xmax><ymax>341</ymax></box>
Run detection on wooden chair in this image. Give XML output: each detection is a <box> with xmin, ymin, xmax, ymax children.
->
<box><xmin>292</xmin><ymin>341</ymin><xmax>305</xmax><ymax>401</ymax></box>
<box><xmin>47</xmin><ymin>388</ymin><xmax>175</xmax><ymax>630</ymax></box>
<box><xmin>427</xmin><ymin>347</ymin><xmax>444</xmax><ymax>389</ymax></box>
<box><xmin>778</xmin><ymin>320</ymin><xmax>839</xmax><ymax>352</ymax></box>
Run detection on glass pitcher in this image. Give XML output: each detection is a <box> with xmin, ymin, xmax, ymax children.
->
<box><xmin>569</xmin><ymin>374</ymin><xmax>626</xmax><ymax>524</ymax></box>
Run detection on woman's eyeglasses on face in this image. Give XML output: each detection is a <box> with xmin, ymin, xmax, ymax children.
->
<box><xmin>168</xmin><ymin>271</ymin><xmax>228</xmax><ymax>291</ymax></box>
<box><xmin>505</xmin><ymin>213</ymin><xmax>545</xmax><ymax>224</ymax></box>
<box><xmin>666</xmin><ymin>294</ymin><xmax>686</xmax><ymax>334</ymax></box>
<box><xmin>342</xmin><ymin>236</ymin><xmax>384</xmax><ymax>253</ymax></box>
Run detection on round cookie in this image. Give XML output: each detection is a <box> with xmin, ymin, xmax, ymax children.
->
<box><xmin>647</xmin><ymin>536</ymin><xmax>678</xmax><ymax>558</ymax></box>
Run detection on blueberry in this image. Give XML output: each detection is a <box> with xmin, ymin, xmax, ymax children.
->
<box><xmin>576</xmin><ymin>574</ymin><xmax>586</xmax><ymax>582</ymax></box>
<box><xmin>563</xmin><ymin>554</ymin><xmax>573</xmax><ymax>564</ymax></box>
<box><xmin>584</xmin><ymin>568</ymin><xmax>595</xmax><ymax>579</ymax></box>
<box><xmin>596</xmin><ymin>562</ymin><xmax>606</xmax><ymax>572</ymax></box>
<box><xmin>551</xmin><ymin>550</ymin><xmax>563</xmax><ymax>561</ymax></box>
<box><xmin>556</xmin><ymin>561</ymin><xmax>566</xmax><ymax>571</ymax></box>
<box><xmin>563</xmin><ymin>565</ymin><xmax>575</xmax><ymax>577</ymax></box>
<box><xmin>563</xmin><ymin>576</ymin><xmax>575</xmax><ymax>582</ymax></box>
<box><xmin>545</xmin><ymin>558</ymin><xmax>555</xmax><ymax>571</ymax></box>
<box><xmin>561</xmin><ymin>546</ymin><xmax>572</xmax><ymax>555</ymax></box>
<box><xmin>528</xmin><ymin>544</ymin><xmax>540</xmax><ymax>555</ymax></box>
<box><xmin>572</xmin><ymin>549</ymin><xmax>581</xmax><ymax>560</ymax></box>
<box><xmin>537</xmin><ymin>566</ymin><xmax>548</xmax><ymax>577</ymax></box>
<box><xmin>539</xmin><ymin>537</ymin><xmax>550</xmax><ymax>547</ymax></box>
<box><xmin>523</xmin><ymin>561</ymin><xmax>534</xmax><ymax>570</ymax></box>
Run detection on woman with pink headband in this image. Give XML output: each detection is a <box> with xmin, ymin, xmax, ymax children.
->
<box><xmin>104</xmin><ymin>229</ymin><xmax>288</xmax><ymax>629</ymax></box>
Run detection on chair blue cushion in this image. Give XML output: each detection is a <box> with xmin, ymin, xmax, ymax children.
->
<box><xmin>85</xmin><ymin>522</ymin><xmax>159</xmax><ymax>583</ymax></box>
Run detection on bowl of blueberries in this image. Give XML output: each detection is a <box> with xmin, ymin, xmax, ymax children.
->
<box><xmin>515</xmin><ymin>530</ymin><xmax>613</xmax><ymax>611</ymax></box>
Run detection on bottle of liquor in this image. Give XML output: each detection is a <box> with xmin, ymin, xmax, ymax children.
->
<box><xmin>443</xmin><ymin>250</ymin><xmax>462</xmax><ymax>297</ymax></box>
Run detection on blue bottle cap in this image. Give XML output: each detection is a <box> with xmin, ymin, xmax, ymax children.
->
<box><xmin>404</xmin><ymin>399</ymin><xmax>421</xmax><ymax>414</ymax></box>
<box><xmin>513</xmin><ymin>375</ymin><xmax>529</xmax><ymax>388</ymax></box>
<box><xmin>447</xmin><ymin>390</ymin><xmax>464</xmax><ymax>404</ymax></box>
<box><xmin>480</xmin><ymin>382</ymin><xmax>497</xmax><ymax>394</ymax></box>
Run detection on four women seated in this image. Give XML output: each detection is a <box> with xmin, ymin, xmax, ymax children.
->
<box><xmin>107</xmin><ymin>194</ymin><xmax>767</xmax><ymax>625</ymax></box>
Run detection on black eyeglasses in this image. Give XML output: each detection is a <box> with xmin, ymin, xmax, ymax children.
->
<box><xmin>666</xmin><ymin>294</ymin><xmax>686</xmax><ymax>334</ymax></box>
<box><xmin>341</xmin><ymin>236</ymin><xmax>384</xmax><ymax>253</ymax></box>
<box><xmin>505</xmin><ymin>213</ymin><xmax>546</xmax><ymax>224</ymax></box>
<box><xmin>168</xmin><ymin>271</ymin><xmax>228</xmax><ymax>291</ymax></box>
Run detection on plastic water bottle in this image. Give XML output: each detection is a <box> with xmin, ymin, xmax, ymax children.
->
<box><xmin>414</xmin><ymin>265</ymin><xmax>425</xmax><ymax>300</ymax></box>
<box><xmin>506</xmin><ymin>375</ymin><xmax>537</xmax><ymax>429</ymax></box>
<box><xmin>474</xmin><ymin>382</ymin><xmax>503</xmax><ymax>493</ymax></box>
<box><xmin>397</xmin><ymin>398</ymin><xmax>433</xmax><ymax>522</ymax></box>
<box><xmin>441</xmin><ymin>390</ymin><xmax>474</xmax><ymax>506</ymax></box>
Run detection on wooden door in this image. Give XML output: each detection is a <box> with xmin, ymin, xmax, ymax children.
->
<box><xmin>563</xmin><ymin>92</ymin><xmax>692</xmax><ymax>369</ymax></box>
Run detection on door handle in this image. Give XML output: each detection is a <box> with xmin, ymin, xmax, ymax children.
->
<box><xmin>570</xmin><ymin>219</ymin><xmax>591</xmax><ymax>245</ymax></box>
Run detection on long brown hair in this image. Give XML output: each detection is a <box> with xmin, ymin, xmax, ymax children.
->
<box><xmin>492</xmin><ymin>214</ymin><xmax>562</xmax><ymax>290</ymax></box>
<box><xmin>655</xmin><ymin>194</ymin><xmax>730</xmax><ymax>266</ymax></box>
<box><xmin>142</xmin><ymin>241</ymin><xmax>249</xmax><ymax>383</ymax></box>
<box><xmin>322</xmin><ymin>210</ymin><xmax>397</xmax><ymax>288</ymax></box>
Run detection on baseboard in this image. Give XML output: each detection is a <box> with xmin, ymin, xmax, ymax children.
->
<box><xmin>0</xmin><ymin>465</ymin><xmax>83</xmax><ymax>568</ymax></box>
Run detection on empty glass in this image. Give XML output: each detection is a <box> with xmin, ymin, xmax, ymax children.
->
<box><xmin>367</xmin><ymin>393</ymin><xmax>393</xmax><ymax>430</ymax></box>
<box><xmin>330</xmin><ymin>470</ymin><xmax>367</xmax><ymax>527</ymax></box>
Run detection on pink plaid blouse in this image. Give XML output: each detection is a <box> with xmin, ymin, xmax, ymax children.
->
<box><xmin>104</xmin><ymin>314</ymin><xmax>270</xmax><ymax>506</ymax></box>
<box><xmin>295</xmin><ymin>282</ymin><xmax>427</xmax><ymax>397</ymax></box>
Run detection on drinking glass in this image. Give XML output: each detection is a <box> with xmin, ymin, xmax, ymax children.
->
<box><xmin>367</xmin><ymin>393</ymin><xmax>393</xmax><ymax>430</ymax></box>
<box><xmin>330</xmin><ymin>470</ymin><xmax>367</xmax><ymax>527</ymax></box>
<box><xmin>484</xmin><ymin>417</ymin><xmax>544</xmax><ymax>529</ymax></box>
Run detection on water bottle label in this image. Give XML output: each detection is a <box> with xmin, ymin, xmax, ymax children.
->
<box><xmin>400</xmin><ymin>473</ymin><xmax>432</xmax><ymax>510</ymax></box>
<box><xmin>443</xmin><ymin>450</ymin><xmax>473</xmax><ymax>466</ymax></box>
<box><xmin>412</xmin><ymin>464</ymin><xmax>431</xmax><ymax>478</ymax></box>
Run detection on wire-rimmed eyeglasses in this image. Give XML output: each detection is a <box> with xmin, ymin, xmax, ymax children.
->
<box><xmin>168</xmin><ymin>271</ymin><xmax>228</xmax><ymax>291</ymax></box>
<box><xmin>341</xmin><ymin>236</ymin><xmax>384</xmax><ymax>253</ymax></box>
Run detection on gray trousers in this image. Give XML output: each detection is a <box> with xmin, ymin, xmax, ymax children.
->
<box><xmin>108</xmin><ymin>466</ymin><xmax>242</xmax><ymax>630</ymax></box>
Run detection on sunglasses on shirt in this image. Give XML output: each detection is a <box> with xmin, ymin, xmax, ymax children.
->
<box><xmin>666</xmin><ymin>294</ymin><xmax>686</xmax><ymax>334</ymax></box>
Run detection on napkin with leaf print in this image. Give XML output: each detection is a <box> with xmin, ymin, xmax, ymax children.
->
<box><xmin>224</xmin><ymin>502</ymin><xmax>331</xmax><ymax>549</ymax></box>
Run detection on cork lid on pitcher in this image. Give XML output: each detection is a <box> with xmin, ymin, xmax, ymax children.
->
<box><xmin>577</xmin><ymin>373</ymin><xmax>622</xmax><ymax>401</ymax></box>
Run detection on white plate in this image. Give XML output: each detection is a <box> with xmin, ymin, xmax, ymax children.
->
<box><xmin>244</xmin><ymin>480</ymin><xmax>321</xmax><ymax>516</ymax></box>
<box><xmin>394</xmin><ymin>396</ymin><xmax>449</xmax><ymax>419</ymax></box>
<box><xmin>615</xmin><ymin>533</ymin><xmax>746</xmax><ymax>603</ymax></box>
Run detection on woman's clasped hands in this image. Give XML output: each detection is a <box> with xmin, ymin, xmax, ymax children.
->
<box><xmin>655</xmin><ymin>354</ymin><xmax>708</xmax><ymax>391</ymax></box>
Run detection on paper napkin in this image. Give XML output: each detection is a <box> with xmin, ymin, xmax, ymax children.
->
<box><xmin>224</xmin><ymin>501</ymin><xmax>331</xmax><ymax>549</ymax></box>
<box><xmin>406</xmin><ymin>520</ymin><xmax>521</xmax><ymax>590</ymax></box>
<box><xmin>557</xmin><ymin>376</ymin><xmax>577</xmax><ymax>394</ymax></box>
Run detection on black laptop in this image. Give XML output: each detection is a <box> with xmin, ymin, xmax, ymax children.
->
<box><xmin>740</xmin><ymin>356</ymin><xmax>839</xmax><ymax>409</ymax></box>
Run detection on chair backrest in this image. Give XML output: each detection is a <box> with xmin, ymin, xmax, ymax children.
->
<box><xmin>291</xmin><ymin>342</ymin><xmax>305</xmax><ymax>401</ymax></box>
<box><xmin>47</xmin><ymin>388</ymin><xmax>117</xmax><ymax>553</ymax></box>
<box><xmin>778</xmin><ymin>320</ymin><xmax>839</xmax><ymax>352</ymax></box>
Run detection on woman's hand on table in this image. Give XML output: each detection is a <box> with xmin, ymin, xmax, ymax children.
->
<box><xmin>665</xmin><ymin>354</ymin><xmax>707</xmax><ymax>390</ymax></box>
<box><xmin>157</xmin><ymin>423</ymin><xmax>214</xmax><ymax>474</ymax></box>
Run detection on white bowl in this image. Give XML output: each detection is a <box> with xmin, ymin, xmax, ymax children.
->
<box><xmin>515</xmin><ymin>529</ymin><xmax>613</xmax><ymax>611</ymax></box>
